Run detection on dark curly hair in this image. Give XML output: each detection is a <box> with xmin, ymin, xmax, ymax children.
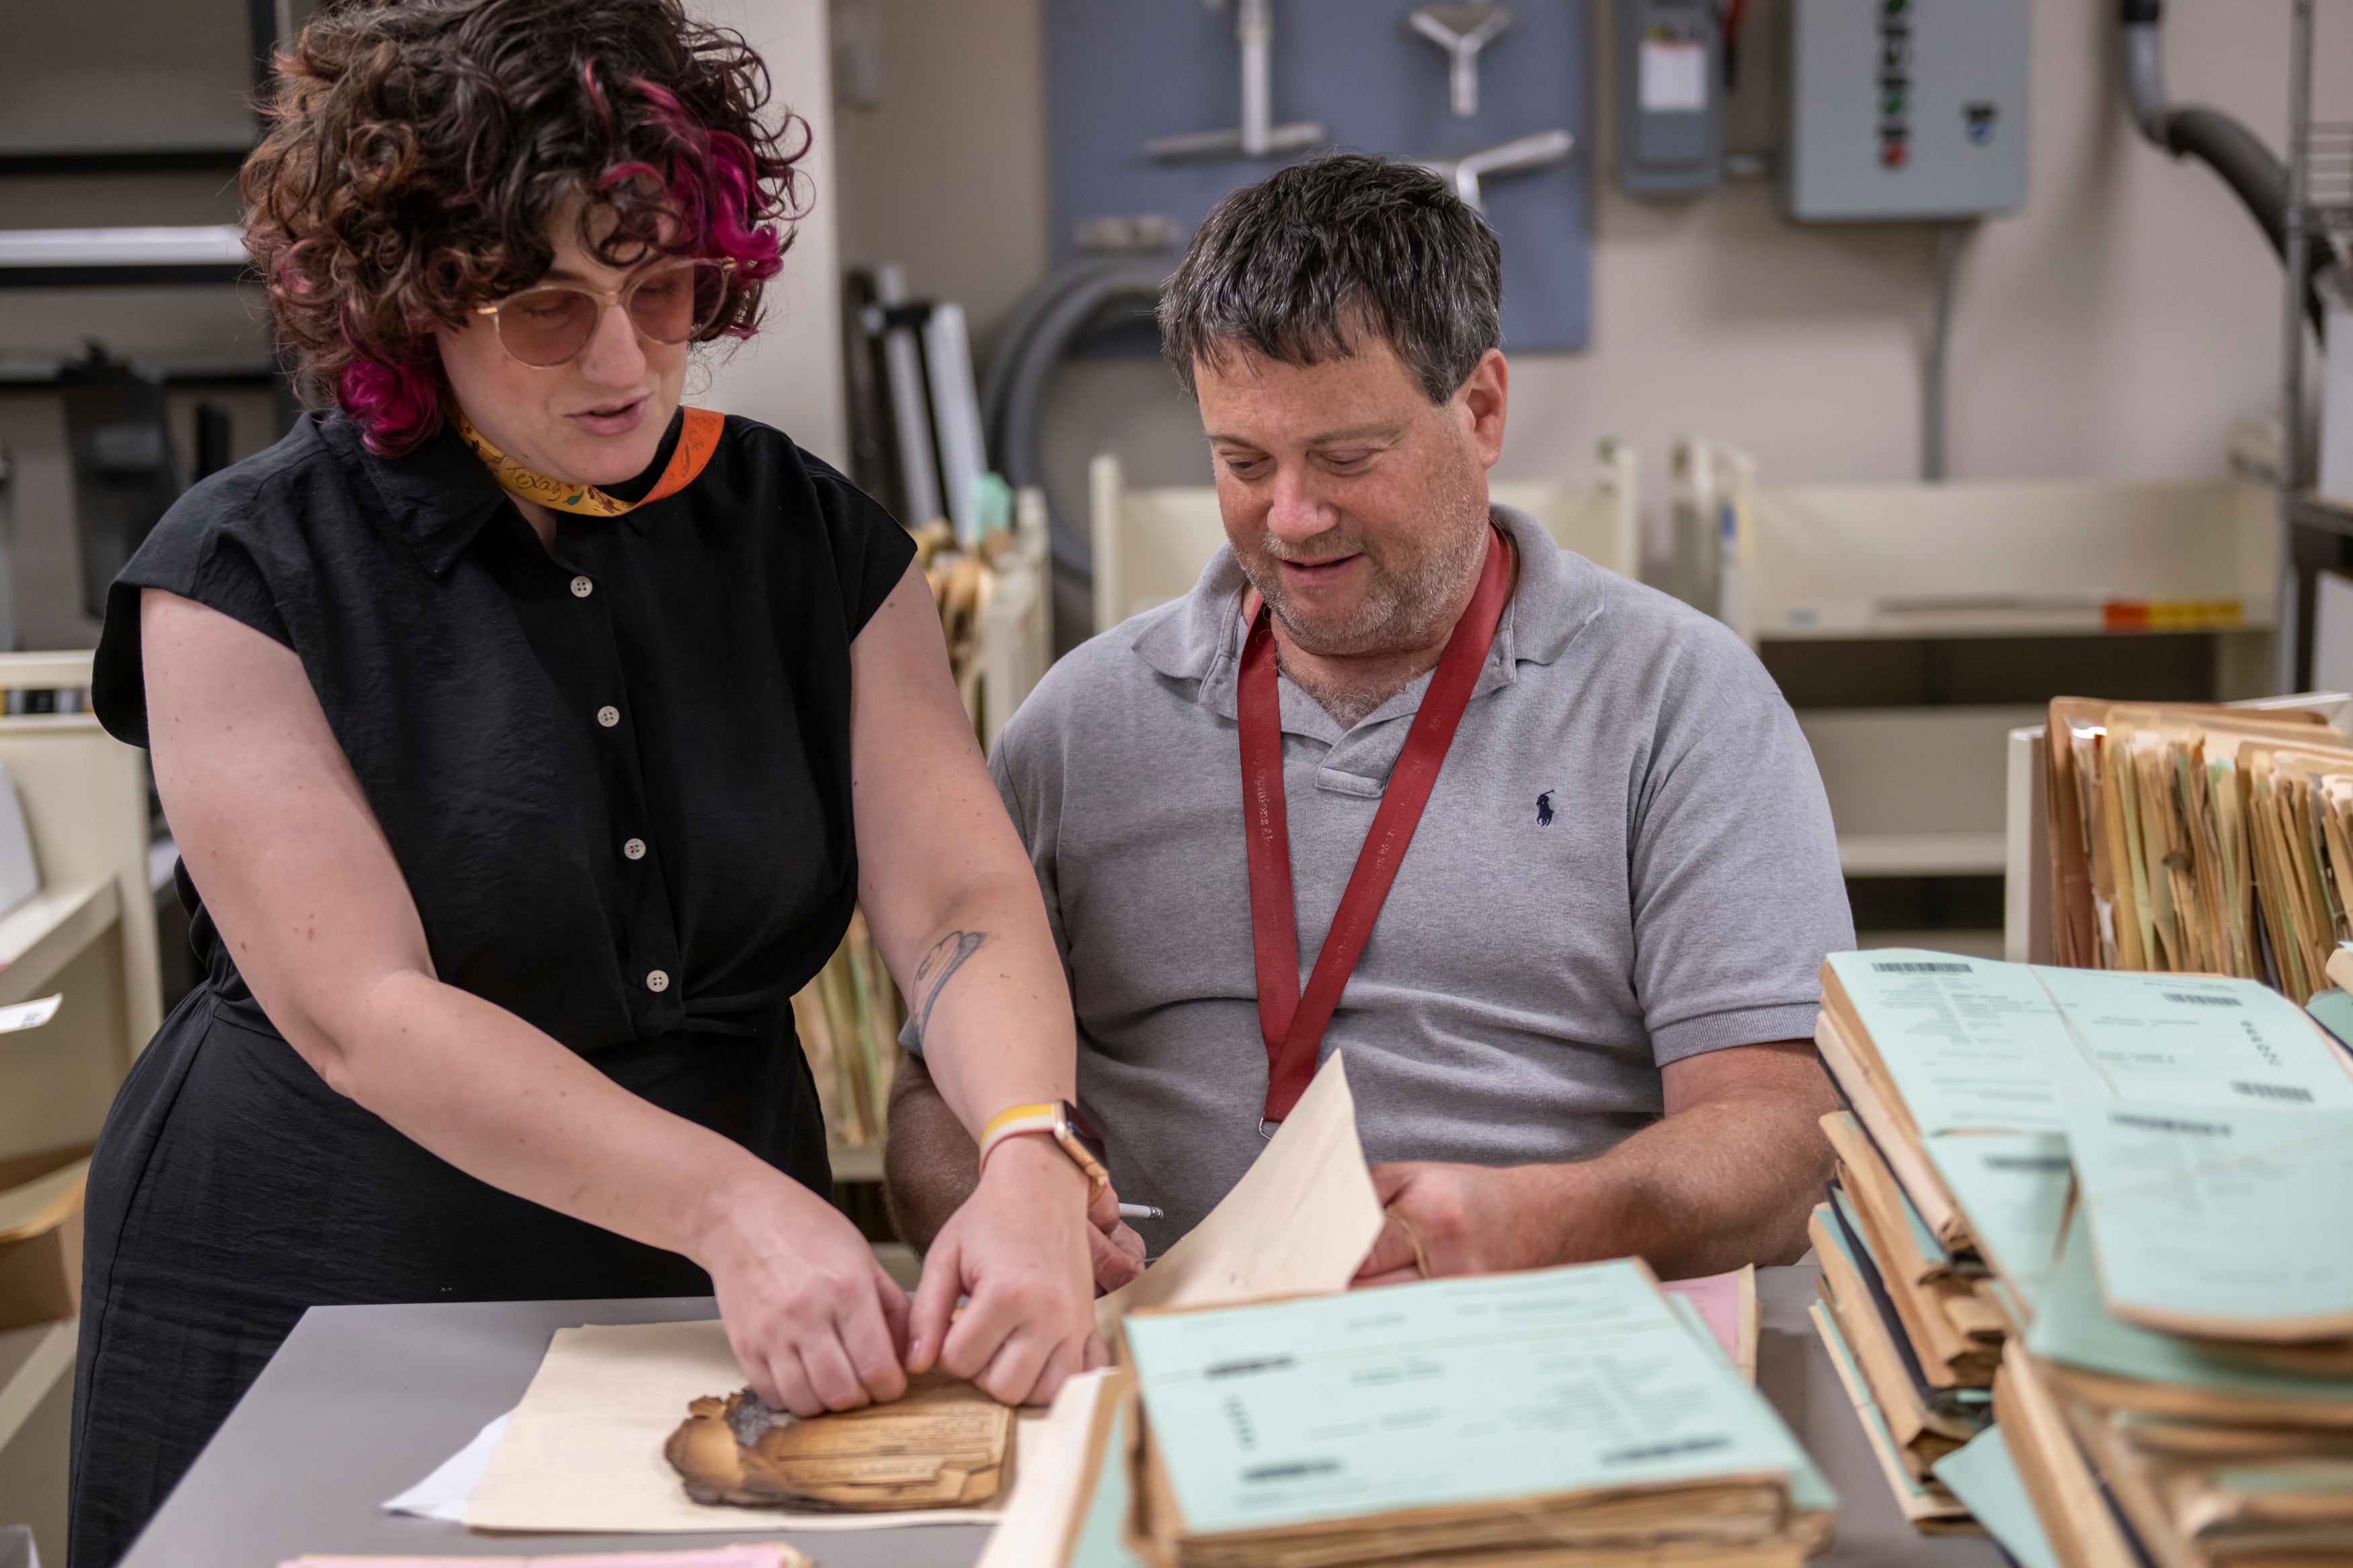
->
<box><xmin>243</xmin><ymin>0</ymin><xmax>809</xmax><ymax>455</ymax></box>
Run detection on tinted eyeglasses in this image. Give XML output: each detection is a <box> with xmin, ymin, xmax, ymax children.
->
<box><xmin>473</xmin><ymin>257</ymin><xmax>735</xmax><ymax>369</ymax></box>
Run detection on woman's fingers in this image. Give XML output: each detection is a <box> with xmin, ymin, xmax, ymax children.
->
<box><xmin>906</xmin><ymin>1232</ymin><xmax>963</xmax><ymax>1374</ymax></box>
<box><xmin>967</xmin><ymin>1317</ymin><xmax>1053</xmax><ymax>1407</ymax></box>
<box><xmin>1082</xmin><ymin>1331</ymin><xmax>1109</xmax><ymax>1372</ymax></box>
<box><xmin>871</xmin><ymin>1260</ymin><xmax>915</xmax><ymax>1364</ymax></box>
<box><xmin>763</xmin><ymin>1345</ymin><xmax>826</xmax><ymax>1418</ymax></box>
<box><xmin>841</xmin><ymin>1278</ymin><xmax>912</xmax><ymax>1404</ymax></box>
<box><xmin>797</xmin><ymin>1329</ymin><xmax>873</xmax><ymax>1413</ymax></box>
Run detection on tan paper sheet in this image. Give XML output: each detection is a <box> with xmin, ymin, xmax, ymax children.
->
<box><xmin>1094</xmin><ymin>1050</ymin><xmax>1385</xmax><ymax>1338</ymax></box>
<box><xmin>465</xmin><ymin>1320</ymin><xmax>1045</xmax><ymax>1533</ymax></box>
<box><xmin>970</xmin><ymin>1368</ymin><xmax>1121</xmax><ymax>1568</ymax></box>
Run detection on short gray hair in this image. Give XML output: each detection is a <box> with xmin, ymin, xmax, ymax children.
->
<box><xmin>1158</xmin><ymin>154</ymin><xmax>1503</xmax><ymax>405</ymax></box>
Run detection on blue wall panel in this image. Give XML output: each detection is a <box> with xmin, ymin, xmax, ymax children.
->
<box><xmin>1047</xmin><ymin>0</ymin><xmax>1593</xmax><ymax>352</ymax></box>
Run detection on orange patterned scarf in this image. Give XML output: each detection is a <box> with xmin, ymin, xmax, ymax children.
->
<box><xmin>451</xmin><ymin>404</ymin><xmax>724</xmax><ymax>517</ymax></box>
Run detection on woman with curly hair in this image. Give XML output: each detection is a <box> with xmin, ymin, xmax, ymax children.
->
<box><xmin>69</xmin><ymin>3</ymin><xmax>1119</xmax><ymax>1561</ymax></box>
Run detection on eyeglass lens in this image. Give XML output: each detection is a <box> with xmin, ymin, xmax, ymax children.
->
<box><xmin>493</xmin><ymin>259</ymin><xmax>729</xmax><ymax>367</ymax></box>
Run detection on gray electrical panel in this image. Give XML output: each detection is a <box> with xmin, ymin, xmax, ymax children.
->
<box><xmin>1786</xmin><ymin>0</ymin><xmax>2028</xmax><ymax>222</ymax></box>
<box><xmin>1615</xmin><ymin>0</ymin><xmax>1723</xmax><ymax>196</ymax></box>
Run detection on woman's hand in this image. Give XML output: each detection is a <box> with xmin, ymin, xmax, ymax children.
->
<box><xmin>692</xmin><ymin>1165</ymin><xmax>913</xmax><ymax>1417</ymax></box>
<box><xmin>907</xmin><ymin>1136</ymin><xmax>1103</xmax><ymax>1404</ymax></box>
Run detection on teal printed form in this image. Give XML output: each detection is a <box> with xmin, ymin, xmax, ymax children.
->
<box><xmin>2064</xmin><ymin>1099</ymin><xmax>2353</xmax><ymax>1333</ymax></box>
<box><xmin>1825</xmin><ymin>952</ymin><xmax>2353</xmax><ymax>1139</ymax></box>
<box><xmin>1124</xmin><ymin>1260</ymin><xmax>1817</xmax><ymax>1537</ymax></box>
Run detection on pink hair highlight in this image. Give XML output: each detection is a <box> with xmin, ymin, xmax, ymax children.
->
<box><xmin>620</xmin><ymin>77</ymin><xmax>787</xmax><ymax>335</ymax></box>
<box><xmin>340</xmin><ymin>354</ymin><xmax>444</xmax><ymax>456</ymax></box>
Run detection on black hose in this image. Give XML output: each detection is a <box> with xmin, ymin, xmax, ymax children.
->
<box><xmin>2161</xmin><ymin>107</ymin><xmax>2334</xmax><ymax>335</ymax></box>
<box><xmin>987</xmin><ymin>261</ymin><xmax>1170</xmax><ymax>577</ymax></box>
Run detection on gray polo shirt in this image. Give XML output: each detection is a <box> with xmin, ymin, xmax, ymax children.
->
<box><xmin>986</xmin><ymin>504</ymin><xmax>1851</xmax><ymax>1245</ymax></box>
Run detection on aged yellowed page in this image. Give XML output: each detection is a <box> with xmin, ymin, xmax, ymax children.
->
<box><xmin>1094</xmin><ymin>1050</ymin><xmax>1385</xmax><ymax>1338</ymax></box>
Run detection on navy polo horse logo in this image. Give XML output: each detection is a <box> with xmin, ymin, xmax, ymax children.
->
<box><xmin>1536</xmin><ymin>790</ymin><xmax>1556</xmax><ymax>827</ymax></box>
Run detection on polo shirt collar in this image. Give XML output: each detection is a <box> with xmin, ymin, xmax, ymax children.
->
<box><xmin>1129</xmin><ymin>501</ymin><xmax>1603</xmax><ymax>727</ymax></box>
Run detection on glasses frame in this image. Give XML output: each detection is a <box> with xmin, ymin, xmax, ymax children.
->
<box><xmin>473</xmin><ymin>255</ymin><xmax>738</xmax><ymax>370</ymax></box>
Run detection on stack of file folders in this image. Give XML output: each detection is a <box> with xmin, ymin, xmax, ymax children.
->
<box><xmin>1814</xmin><ymin>946</ymin><xmax>2353</xmax><ymax>1568</ymax></box>
<box><xmin>1016</xmin><ymin>1260</ymin><xmax>1835</xmax><ymax>1568</ymax></box>
<box><xmin>2043</xmin><ymin>697</ymin><xmax>2353</xmax><ymax>1001</ymax></box>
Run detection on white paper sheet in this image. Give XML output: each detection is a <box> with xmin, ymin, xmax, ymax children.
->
<box><xmin>386</xmin><ymin>1410</ymin><xmax>513</xmax><ymax>1522</ymax></box>
<box><xmin>463</xmin><ymin>1319</ymin><xmax>1043</xmax><ymax>1533</ymax></box>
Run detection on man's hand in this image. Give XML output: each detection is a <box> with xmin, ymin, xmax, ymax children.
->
<box><xmin>1352</xmin><ymin>1163</ymin><xmax>1562</xmax><ymax>1286</ymax></box>
<box><xmin>1087</xmin><ymin>1180</ymin><xmax>1147</xmax><ymax>1293</ymax></box>
<box><xmin>907</xmin><ymin>1135</ymin><xmax>1106</xmax><ymax>1405</ymax></box>
<box><xmin>1352</xmin><ymin>1042</ymin><xmax>1839</xmax><ymax>1288</ymax></box>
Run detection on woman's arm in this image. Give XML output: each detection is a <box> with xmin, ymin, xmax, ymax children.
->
<box><xmin>847</xmin><ymin>563</ymin><xmax>1105</xmax><ymax>1404</ymax></box>
<box><xmin>143</xmin><ymin>587</ymin><xmax>910</xmax><ymax>1416</ymax></box>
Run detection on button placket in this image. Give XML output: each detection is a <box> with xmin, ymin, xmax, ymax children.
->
<box><xmin>559</xmin><ymin>539</ymin><xmax>686</xmax><ymax>1032</ymax></box>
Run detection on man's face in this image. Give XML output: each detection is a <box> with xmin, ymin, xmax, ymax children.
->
<box><xmin>1196</xmin><ymin>333</ymin><xmax>1508</xmax><ymax>657</ymax></box>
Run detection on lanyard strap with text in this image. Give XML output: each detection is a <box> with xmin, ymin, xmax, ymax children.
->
<box><xmin>1239</xmin><ymin>527</ymin><xmax>1511</xmax><ymax>1128</ymax></box>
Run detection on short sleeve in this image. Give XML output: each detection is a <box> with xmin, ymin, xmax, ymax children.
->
<box><xmin>801</xmin><ymin>456</ymin><xmax>917</xmax><ymax>638</ymax></box>
<box><xmin>92</xmin><ymin>485</ymin><xmax>294</xmax><ymax>751</ymax></box>
<box><xmin>1628</xmin><ymin>616</ymin><xmax>1853</xmax><ymax>1065</ymax></box>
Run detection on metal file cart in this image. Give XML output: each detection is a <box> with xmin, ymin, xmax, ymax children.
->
<box><xmin>2272</xmin><ymin>0</ymin><xmax>2353</xmax><ymax>690</ymax></box>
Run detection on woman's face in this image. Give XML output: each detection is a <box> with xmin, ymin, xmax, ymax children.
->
<box><xmin>434</xmin><ymin>200</ymin><xmax>690</xmax><ymax>487</ymax></box>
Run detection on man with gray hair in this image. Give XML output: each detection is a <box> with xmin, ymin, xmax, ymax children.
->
<box><xmin>886</xmin><ymin>154</ymin><xmax>1850</xmax><ymax>1293</ymax></box>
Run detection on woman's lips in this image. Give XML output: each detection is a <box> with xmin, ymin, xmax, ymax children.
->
<box><xmin>567</xmin><ymin>396</ymin><xmax>649</xmax><ymax>438</ymax></box>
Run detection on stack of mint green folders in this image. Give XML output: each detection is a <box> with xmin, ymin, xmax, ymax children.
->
<box><xmin>1814</xmin><ymin>948</ymin><xmax>2353</xmax><ymax>1568</ymax></box>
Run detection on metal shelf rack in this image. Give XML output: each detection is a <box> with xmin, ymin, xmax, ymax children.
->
<box><xmin>2280</xmin><ymin>0</ymin><xmax>2353</xmax><ymax>684</ymax></box>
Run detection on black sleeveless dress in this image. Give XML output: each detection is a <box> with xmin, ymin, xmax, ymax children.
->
<box><xmin>68</xmin><ymin>409</ymin><xmax>914</xmax><ymax>1567</ymax></box>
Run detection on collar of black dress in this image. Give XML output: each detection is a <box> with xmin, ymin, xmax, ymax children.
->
<box><xmin>325</xmin><ymin>407</ymin><xmax>688</xmax><ymax>577</ymax></box>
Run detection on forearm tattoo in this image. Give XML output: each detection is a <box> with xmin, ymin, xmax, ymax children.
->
<box><xmin>910</xmin><ymin>930</ymin><xmax>987</xmax><ymax>1050</ymax></box>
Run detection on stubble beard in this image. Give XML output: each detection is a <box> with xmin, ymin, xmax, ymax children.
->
<box><xmin>1238</xmin><ymin>474</ymin><xmax>1492</xmax><ymax>659</ymax></box>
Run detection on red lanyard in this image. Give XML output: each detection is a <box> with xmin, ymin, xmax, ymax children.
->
<box><xmin>1238</xmin><ymin>528</ymin><xmax>1512</xmax><ymax>1127</ymax></box>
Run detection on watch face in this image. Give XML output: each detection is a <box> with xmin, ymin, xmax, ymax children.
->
<box><xmin>1061</xmin><ymin>1100</ymin><xmax>1107</xmax><ymax>1167</ymax></box>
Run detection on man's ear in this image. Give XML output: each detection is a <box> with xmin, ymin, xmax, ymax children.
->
<box><xmin>1455</xmin><ymin>347</ymin><xmax>1509</xmax><ymax>468</ymax></box>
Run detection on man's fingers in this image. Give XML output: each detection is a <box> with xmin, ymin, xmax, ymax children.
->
<box><xmin>906</xmin><ymin>1235</ymin><xmax>964</xmax><ymax>1374</ymax></box>
<box><xmin>1352</xmin><ymin>1265</ymin><xmax>1425</xmax><ymax>1290</ymax></box>
<box><xmin>1366</xmin><ymin>1162</ymin><xmax>1419</xmax><ymax>1203</ymax></box>
<box><xmin>842</xmin><ymin>1284</ymin><xmax>911</xmax><ymax>1405</ymax></box>
<box><xmin>1107</xmin><ymin>1222</ymin><xmax>1147</xmax><ymax>1264</ymax></box>
<box><xmin>939</xmin><ymin>1275</ymin><xmax>1021</xmax><ymax>1385</ymax></box>
<box><xmin>1082</xmin><ymin>1331</ymin><xmax>1110</xmax><ymax>1372</ymax></box>
<box><xmin>1353</xmin><ymin>1214</ymin><xmax>1421</xmax><ymax>1280</ymax></box>
<box><xmin>1088</xmin><ymin>1227</ymin><xmax>1144</xmax><ymax>1294</ymax></box>
<box><xmin>1086</xmin><ymin>1182</ymin><xmax>1124</xmax><ymax>1233</ymax></box>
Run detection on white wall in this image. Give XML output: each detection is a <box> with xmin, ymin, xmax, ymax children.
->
<box><xmin>831</xmin><ymin>0</ymin><xmax>2353</xmax><ymax>570</ymax></box>
<box><xmin>688</xmin><ymin>0</ymin><xmax>848</xmax><ymax>468</ymax></box>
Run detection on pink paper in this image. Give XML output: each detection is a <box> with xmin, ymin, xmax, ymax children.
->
<box><xmin>1663</xmin><ymin>1270</ymin><xmax>1743</xmax><ymax>1364</ymax></box>
<box><xmin>282</xmin><ymin>1545</ymin><xmax>799</xmax><ymax>1568</ymax></box>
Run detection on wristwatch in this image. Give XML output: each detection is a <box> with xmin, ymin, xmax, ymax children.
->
<box><xmin>978</xmin><ymin>1100</ymin><xmax>1109</xmax><ymax>1193</ymax></box>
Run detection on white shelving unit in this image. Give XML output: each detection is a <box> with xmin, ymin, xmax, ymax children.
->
<box><xmin>0</xmin><ymin>650</ymin><xmax>163</xmax><ymax>1559</ymax></box>
<box><xmin>1681</xmin><ymin>446</ymin><xmax>2282</xmax><ymax>883</ymax></box>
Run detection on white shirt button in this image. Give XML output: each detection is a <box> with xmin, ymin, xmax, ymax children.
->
<box><xmin>571</xmin><ymin>575</ymin><xmax>594</xmax><ymax>598</ymax></box>
<box><xmin>623</xmin><ymin>837</ymin><xmax>647</xmax><ymax>860</ymax></box>
<box><xmin>596</xmin><ymin>705</ymin><xmax>620</xmax><ymax>728</ymax></box>
<box><xmin>646</xmin><ymin>969</ymin><xmax>670</xmax><ymax>993</ymax></box>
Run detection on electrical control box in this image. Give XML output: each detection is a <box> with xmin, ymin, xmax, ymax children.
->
<box><xmin>1614</xmin><ymin>0</ymin><xmax>1723</xmax><ymax>197</ymax></box>
<box><xmin>1786</xmin><ymin>0</ymin><xmax>2028</xmax><ymax>222</ymax></box>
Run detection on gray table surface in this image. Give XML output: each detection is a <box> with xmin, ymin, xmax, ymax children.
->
<box><xmin>122</xmin><ymin>1264</ymin><xmax>2005</xmax><ymax>1567</ymax></box>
